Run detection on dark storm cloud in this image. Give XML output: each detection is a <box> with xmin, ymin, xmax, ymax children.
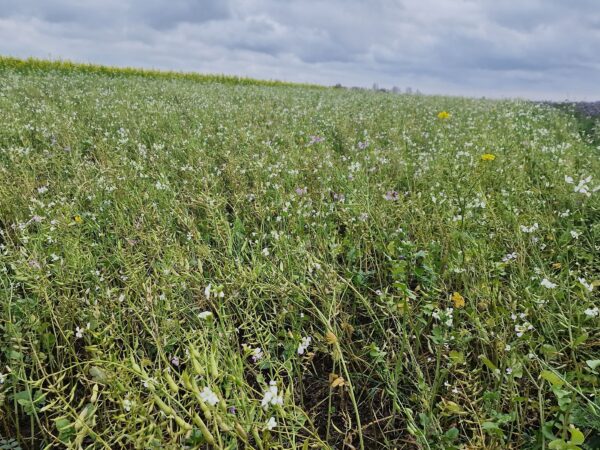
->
<box><xmin>0</xmin><ymin>0</ymin><xmax>599</xmax><ymax>100</ymax></box>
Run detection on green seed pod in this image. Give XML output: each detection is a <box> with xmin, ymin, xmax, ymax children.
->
<box><xmin>173</xmin><ymin>414</ymin><xmax>192</xmax><ymax>430</ymax></box>
<box><xmin>192</xmin><ymin>413</ymin><xmax>216</xmax><ymax>446</ymax></box>
<box><xmin>153</xmin><ymin>395</ymin><xmax>173</xmax><ymax>416</ymax></box>
<box><xmin>163</xmin><ymin>370</ymin><xmax>179</xmax><ymax>394</ymax></box>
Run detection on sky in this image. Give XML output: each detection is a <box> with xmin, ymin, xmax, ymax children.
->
<box><xmin>1</xmin><ymin>0</ymin><xmax>599</xmax><ymax>100</ymax></box>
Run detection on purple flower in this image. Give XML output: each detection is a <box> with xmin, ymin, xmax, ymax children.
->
<box><xmin>229</xmin><ymin>406</ymin><xmax>237</xmax><ymax>414</ymax></box>
<box><xmin>384</xmin><ymin>190</ymin><xmax>399</xmax><ymax>201</ymax></box>
<box><xmin>170</xmin><ymin>355</ymin><xmax>180</xmax><ymax>367</ymax></box>
<box><xmin>358</xmin><ymin>141</ymin><xmax>369</xmax><ymax>150</ymax></box>
<box><xmin>308</xmin><ymin>135</ymin><xmax>324</xmax><ymax>145</ymax></box>
<box><xmin>295</xmin><ymin>187</ymin><xmax>307</xmax><ymax>196</ymax></box>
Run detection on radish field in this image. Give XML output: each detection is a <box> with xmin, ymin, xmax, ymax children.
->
<box><xmin>0</xmin><ymin>59</ymin><xmax>599</xmax><ymax>449</ymax></box>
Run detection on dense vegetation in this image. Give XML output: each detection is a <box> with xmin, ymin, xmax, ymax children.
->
<box><xmin>0</xmin><ymin>58</ymin><xmax>599</xmax><ymax>449</ymax></box>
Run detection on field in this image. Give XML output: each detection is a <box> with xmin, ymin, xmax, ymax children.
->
<box><xmin>0</xmin><ymin>58</ymin><xmax>599</xmax><ymax>449</ymax></box>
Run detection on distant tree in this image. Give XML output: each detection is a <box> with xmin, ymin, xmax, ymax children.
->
<box><xmin>372</xmin><ymin>82</ymin><xmax>379</xmax><ymax>91</ymax></box>
<box><xmin>405</xmin><ymin>87</ymin><xmax>413</xmax><ymax>95</ymax></box>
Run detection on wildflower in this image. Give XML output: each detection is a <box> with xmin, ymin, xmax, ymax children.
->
<box><xmin>451</xmin><ymin>292</ymin><xmax>465</xmax><ymax>308</ymax></box>
<box><xmin>295</xmin><ymin>187</ymin><xmax>307</xmax><ymax>196</ymax></box>
<box><xmin>74</xmin><ymin>215</ymin><xmax>83</xmax><ymax>224</ymax></box>
<box><xmin>570</xmin><ymin>230</ymin><xmax>581</xmax><ymax>239</ymax></box>
<box><xmin>579</xmin><ymin>278</ymin><xmax>593</xmax><ymax>292</ymax></box>
<box><xmin>308</xmin><ymin>135</ymin><xmax>324</xmax><ymax>145</ymax></box>
<box><xmin>481</xmin><ymin>153</ymin><xmax>496</xmax><ymax>161</ymax></box>
<box><xmin>298</xmin><ymin>336</ymin><xmax>312</xmax><ymax>355</ymax></box>
<box><xmin>199</xmin><ymin>386</ymin><xmax>219</xmax><ymax>406</ymax></box>
<box><xmin>432</xmin><ymin>307</ymin><xmax>454</xmax><ymax>327</ymax></box>
<box><xmin>229</xmin><ymin>406</ymin><xmax>237</xmax><ymax>414</ymax></box>
<box><xmin>261</xmin><ymin>381</ymin><xmax>283</xmax><ymax>409</ymax></box>
<box><xmin>37</xmin><ymin>185</ymin><xmax>48</xmax><ymax>194</ymax></box>
<box><xmin>261</xmin><ymin>247</ymin><xmax>270</xmax><ymax>257</ymax></box>
<box><xmin>332</xmin><ymin>192</ymin><xmax>345</xmax><ymax>202</ymax></box>
<box><xmin>204</xmin><ymin>284</ymin><xmax>211</xmax><ymax>299</ymax></box>
<box><xmin>506</xmin><ymin>367</ymin><xmax>513</xmax><ymax>375</ymax></box>
<box><xmin>437</xmin><ymin>111</ymin><xmax>450</xmax><ymax>119</ymax></box>
<box><xmin>170</xmin><ymin>355</ymin><xmax>180</xmax><ymax>367</ymax></box>
<box><xmin>123</xmin><ymin>398</ymin><xmax>133</xmax><ymax>412</ymax></box>
<box><xmin>198</xmin><ymin>311</ymin><xmax>213</xmax><ymax>320</ymax></box>
<box><xmin>357</xmin><ymin>140</ymin><xmax>369</xmax><ymax>149</ymax></box>
<box><xmin>384</xmin><ymin>190</ymin><xmax>399</xmax><ymax>201</ymax></box>
<box><xmin>565</xmin><ymin>175</ymin><xmax>574</xmax><ymax>184</ymax></box>
<box><xmin>265</xmin><ymin>416</ymin><xmax>277</xmax><ymax>430</ymax></box>
<box><xmin>520</xmin><ymin>223</ymin><xmax>538</xmax><ymax>233</ymax></box>
<box><xmin>540</xmin><ymin>278</ymin><xmax>557</xmax><ymax>289</ymax></box>
<box><xmin>75</xmin><ymin>326</ymin><xmax>85</xmax><ymax>339</ymax></box>
<box><xmin>0</xmin><ymin>373</ymin><xmax>5</xmax><ymax>384</ymax></box>
<box><xmin>584</xmin><ymin>307</ymin><xmax>599</xmax><ymax>318</ymax></box>
<box><xmin>502</xmin><ymin>252</ymin><xmax>517</xmax><ymax>263</ymax></box>
<box><xmin>251</xmin><ymin>347</ymin><xmax>264</xmax><ymax>362</ymax></box>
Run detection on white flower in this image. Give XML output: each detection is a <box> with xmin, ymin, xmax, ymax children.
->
<box><xmin>570</xmin><ymin>230</ymin><xmax>581</xmax><ymax>239</ymax></box>
<box><xmin>261</xmin><ymin>248</ymin><xmax>270</xmax><ymax>257</ymax></box>
<box><xmin>506</xmin><ymin>367</ymin><xmax>513</xmax><ymax>375</ymax></box>
<box><xmin>565</xmin><ymin>175</ymin><xmax>574</xmax><ymax>184</ymax></box>
<box><xmin>502</xmin><ymin>252</ymin><xmax>517</xmax><ymax>263</ymax></box>
<box><xmin>75</xmin><ymin>323</ymin><xmax>89</xmax><ymax>338</ymax></box>
<box><xmin>265</xmin><ymin>416</ymin><xmax>277</xmax><ymax>430</ymax></box>
<box><xmin>199</xmin><ymin>387</ymin><xmax>219</xmax><ymax>406</ymax></box>
<box><xmin>204</xmin><ymin>284</ymin><xmax>211</xmax><ymax>299</ymax></box>
<box><xmin>540</xmin><ymin>278</ymin><xmax>557</xmax><ymax>289</ymax></box>
<box><xmin>579</xmin><ymin>278</ymin><xmax>593</xmax><ymax>292</ymax></box>
<box><xmin>261</xmin><ymin>381</ymin><xmax>283</xmax><ymax>409</ymax></box>
<box><xmin>198</xmin><ymin>311</ymin><xmax>213</xmax><ymax>320</ymax></box>
<box><xmin>584</xmin><ymin>307</ymin><xmax>599</xmax><ymax>318</ymax></box>
<box><xmin>252</xmin><ymin>347</ymin><xmax>264</xmax><ymax>361</ymax></box>
<box><xmin>505</xmin><ymin>345</ymin><xmax>511</xmax><ymax>351</ymax></box>
<box><xmin>37</xmin><ymin>185</ymin><xmax>48</xmax><ymax>194</ymax></box>
<box><xmin>520</xmin><ymin>223</ymin><xmax>538</xmax><ymax>233</ymax></box>
<box><xmin>123</xmin><ymin>399</ymin><xmax>133</xmax><ymax>411</ymax></box>
<box><xmin>0</xmin><ymin>373</ymin><xmax>5</xmax><ymax>384</ymax></box>
<box><xmin>297</xmin><ymin>336</ymin><xmax>312</xmax><ymax>355</ymax></box>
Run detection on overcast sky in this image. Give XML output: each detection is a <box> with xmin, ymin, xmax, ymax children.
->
<box><xmin>1</xmin><ymin>0</ymin><xmax>599</xmax><ymax>100</ymax></box>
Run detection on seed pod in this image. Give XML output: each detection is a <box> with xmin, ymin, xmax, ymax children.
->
<box><xmin>191</xmin><ymin>354</ymin><xmax>205</xmax><ymax>376</ymax></box>
<box><xmin>90</xmin><ymin>384</ymin><xmax>99</xmax><ymax>403</ymax></box>
<box><xmin>173</xmin><ymin>414</ymin><xmax>192</xmax><ymax>430</ymax></box>
<box><xmin>181</xmin><ymin>371</ymin><xmax>193</xmax><ymax>391</ymax></box>
<box><xmin>235</xmin><ymin>422</ymin><xmax>248</xmax><ymax>441</ymax></box>
<box><xmin>192</xmin><ymin>413</ymin><xmax>216</xmax><ymax>446</ymax></box>
<box><xmin>163</xmin><ymin>370</ymin><xmax>179</xmax><ymax>394</ymax></box>
<box><xmin>153</xmin><ymin>395</ymin><xmax>173</xmax><ymax>416</ymax></box>
<box><xmin>209</xmin><ymin>352</ymin><xmax>219</xmax><ymax>379</ymax></box>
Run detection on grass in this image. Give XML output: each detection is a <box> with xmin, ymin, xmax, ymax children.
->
<box><xmin>0</xmin><ymin>58</ymin><xmax>599</xmax><ymax>449</ymax></box>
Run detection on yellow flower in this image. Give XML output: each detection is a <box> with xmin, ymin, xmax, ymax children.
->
<box><xmin>481</xmin><ymin>153</ymin><xmax>496</xmax><ymax>161</ymax></box>
<box><xmin>451</xmin><ymin>292</ymin><xmax>465</xmax><ymax>308</ymax></box>
<box><xmin>74</xmin><ymin>215</ymin><xmax>83</xmax><ymax>224</ymax></box>
<box><xmin>437</xmin><ymin>111</ymin><xmax>450</xmax><ymax>120</ymax></box>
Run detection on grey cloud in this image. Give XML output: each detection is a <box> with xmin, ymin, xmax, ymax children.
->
<box><xmin>0</xmin><ymin>0</ymin><xmax>599</xmax><ymax>100</ymax></box>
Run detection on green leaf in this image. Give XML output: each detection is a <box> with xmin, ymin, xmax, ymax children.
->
<box><xmin>479</xmin><ymin>355</ymin><xmax>498</xmax><ymax>372</ymax></box>
<box><xmin>549</xmin><ymin>439</ymin><xmax>568</xmax><ymax>450</ymax></box>
<box><xmin>569</xmin><ymin>426</ymin><xmax>585</xmax><ymax>445</ymax></box>
<box><xmin>540</xmin><ymin>370</ymin><xmax>564</xmax><ymax>387</ymax></box>
<box><xmin>585</xmin><ymin>360</ymin><xmax>600</xmax><ymax>371</ymax></box>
